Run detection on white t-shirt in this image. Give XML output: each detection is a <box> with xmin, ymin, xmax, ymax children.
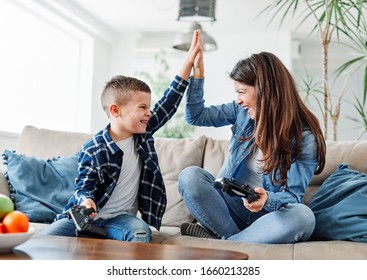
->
<box><xmin>235</xmin><ymin>147</ymin><xmax>263</xmax><ymax>188</ymax></box>
<box><xmin>96</xmin><ymin>136</ymin><xmax>141</xmax><ymax>219</ymax></box>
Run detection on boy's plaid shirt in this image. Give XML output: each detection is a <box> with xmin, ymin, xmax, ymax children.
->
<box><xmin>57</xmin><ymin>75</ymin><xmax>189</xmax><ymax>230</ymax></box>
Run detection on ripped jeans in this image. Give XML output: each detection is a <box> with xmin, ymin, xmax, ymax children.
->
<box><xmin>40</xmin><ymin>213</ymin><xmax>152</xmax><ymax>243</ymax></box>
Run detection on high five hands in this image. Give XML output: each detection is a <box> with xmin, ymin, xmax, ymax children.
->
<box><xmin>179</xmin><ymin>29</ymin><xmax>204</xmax><ymax>81</ymax></box>
<box><xmin>191</xmin><ymin>30</ymin><xmax>204</xmax><ymax>78</ymax></box>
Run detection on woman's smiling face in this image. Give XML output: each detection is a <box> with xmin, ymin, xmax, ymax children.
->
<box><xmin>234</xmin><ymin>80</ymin><xmax>257</xmax><ymax>120</ymax></box>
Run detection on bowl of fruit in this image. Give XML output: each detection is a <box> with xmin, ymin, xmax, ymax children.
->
<box><xmin>0</xmin><ymin>194</ymin><xmax>34</xmax><ymax>252</ymax></box>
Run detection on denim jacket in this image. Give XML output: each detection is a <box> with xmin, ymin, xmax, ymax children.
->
<box><xmin>186</xmin><ymin>77</ymin><xmax>320</xmax><ymax>212</ymax></box>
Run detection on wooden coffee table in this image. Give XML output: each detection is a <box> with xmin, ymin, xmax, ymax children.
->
<box><xmin>0</xmin><ymin>234</ymin><xmax>248</xmax><ymax>260</ymax></box>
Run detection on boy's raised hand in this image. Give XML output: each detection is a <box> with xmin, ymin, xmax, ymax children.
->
<box><xmin>179</xmin><ymin>29</ymin><xmax>202</xmax><ymax>81</ymax></box>
<box><xmin>187</xmin><ymin>30</ymin><xmax>201</xmax><ymax>63</ymax></box>
<box><xmin>193</xmin><ymin>30</ymin><xmax>204</xmax><ymax>78</ymax></box>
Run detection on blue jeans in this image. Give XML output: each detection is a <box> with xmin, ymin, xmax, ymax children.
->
<box><xmin>40</xmin><ymin>213</ymin><xmax>151</xmax><ymax>243</ymax></box>
<box><xmin>178</xmin><ymin>166</ymin><xmax>315</xmax><ymax>244</ymax></box>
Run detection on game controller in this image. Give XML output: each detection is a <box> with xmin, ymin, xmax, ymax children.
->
<box><xmin>67</xmin><ymin>205</ymin><xmax>107</xmax><ymax>239</ymax></box>
<box><xmin>213</xmin><ymin>177</ymin><xmax>259</xmax><ymax>203</ymax></box>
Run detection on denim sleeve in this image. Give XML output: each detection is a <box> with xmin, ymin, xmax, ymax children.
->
<box><xmin>263</xmin><ymin>130</ymin><xmax>320</xmax><ymax>211</ymax></box>
<box><xmin>185</xmin><ymin>77</ymin><xmax>238</xmax><ymax>127</ymax></box>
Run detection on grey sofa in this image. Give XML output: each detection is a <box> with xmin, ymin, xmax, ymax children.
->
<box><xmin>1</xmin><ymin>125</ymin><xmax>367</xmax><ymax>259</ymax></box>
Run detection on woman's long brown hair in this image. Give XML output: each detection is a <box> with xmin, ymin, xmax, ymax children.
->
<box><xmin>230</xmin><ymin>52</ymin><xmax>326</xmax><ymax>187</ymax></box>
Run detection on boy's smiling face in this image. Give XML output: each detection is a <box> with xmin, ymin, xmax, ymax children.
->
<box><xmin>110</xmin><ymin>90</ymin><xmax>151</xmax><ymax>140</ymax></box>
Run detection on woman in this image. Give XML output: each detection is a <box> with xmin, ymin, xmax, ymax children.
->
<box><xmin>179</xmin><ymin>47</ymin><xmax>326</xmax><ymax>243</ymax></box>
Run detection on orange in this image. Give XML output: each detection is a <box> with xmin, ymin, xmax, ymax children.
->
<box><xmin>2</xmin><ymin>211</ymin><xmax>29</xmax><ymax>233</ymax></box>
<box><xmin>0</xmin><ymin>222</ymin><xmax>3</xmax><ymax>233</ymax></box>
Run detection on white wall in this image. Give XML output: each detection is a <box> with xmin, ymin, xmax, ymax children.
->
<box><xmin>0</xmin><ymin>131</ymin><xmax>19</xmax><ymax>165</ymax></box>
<box><xmin>89</xmin><ymin>39</ymin><xmax>114</xmax><ymax>134</ymax></box>
<box><xmin>61</xmin><ymin>0</ymin><xmax>367</xmax><ymax>141</ymax></box>
<box><xmin>4</xmin><ymin>0</ymin><xmax>362</xmax><ymax>142</ymax></box>
<box><xmin>90</xmin><ymin>30</ymin><xmax>292</xmax><ymax>140</ymax></box>
<box><xmin>94</xmin><ymin>29</ymin><xmax>364</xmax><ymax>141</ymax></box>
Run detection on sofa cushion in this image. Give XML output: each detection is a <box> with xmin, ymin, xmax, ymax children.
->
<box><xmin>162</xmin><ymin>236</ymin><xmax>296</xmax><ymax>260</ymax></box>
<box><xmin>310</xmin><ymin>140</ymin><xmax>367</xmax><ymax>186</ymax></box>
<box><xmin>309</xmin><ymin>163</ymin><xmax>367</xmax><ymax>242</ymax></box>
<box><xmin>3</xmin><ymin>150</ymin><xmax>78</xmax><ymax>223</ymax></box>
<box><xmin>16</xmin><ymin>125</ymin><xmax>92</xmax><ymax>159</ymax></box>
<box><xmin>154</xmin><ymin>135</ymin><xmax>207</xmax><ymax>226</ymax></box>
<box><xmin>202</xmin><ymin>137</ymin><xmax>229</xmax><ymax>177</ymax></box>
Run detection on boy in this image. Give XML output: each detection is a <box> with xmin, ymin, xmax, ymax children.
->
<box><xmin>41</xmin><ymin>30</ymin><xmax>202</xmax><ymax>242</ymax></box>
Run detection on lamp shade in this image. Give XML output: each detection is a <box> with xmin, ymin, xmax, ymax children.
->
<box><xmin>173</xmin><ymin>22</ymin><xmax>217</xmax><ymax>52</ymax></box>
<box><xmin>178</xmin><ymin>0</ymin><xmax>216</xmax><ymax>22</ymax></box>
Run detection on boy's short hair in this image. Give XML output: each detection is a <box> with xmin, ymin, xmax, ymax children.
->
<box><xmin>101</xmin><ymin>75</ymin><xmax>151</xmax><ymax>116</ymax></box>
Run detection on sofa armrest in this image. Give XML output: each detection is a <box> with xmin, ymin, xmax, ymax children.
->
<box><xmin>0</xmin><ymin>165</ymin><xmax>10</xmax><ymax>196</ymax></box>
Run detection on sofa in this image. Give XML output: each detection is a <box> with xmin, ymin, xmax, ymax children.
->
<box><xmin>1</xmin><ymin>125</ymin><xmax>367</xmax><ymax>260</ymax></box>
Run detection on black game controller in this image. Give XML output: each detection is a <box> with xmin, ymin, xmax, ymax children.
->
<box><xmin>213</xmin><ymin>177</ymin><xmax>259</xmax><ymax>203</ymax></box>
<box><xmin>67</xmin><ymin>205</ymin><xmax>107</xmax><ymax>239</ymax></box>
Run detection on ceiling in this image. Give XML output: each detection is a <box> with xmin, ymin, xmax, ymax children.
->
<box><xmin>69</xmin><ymin>0</ymin><xmax>314</xmax><ymax>38</ymax></box>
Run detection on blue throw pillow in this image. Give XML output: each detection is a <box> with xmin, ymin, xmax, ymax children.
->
<box><xmin>309</xmin><ymin>163</ymin><xmax>367</xmax><ymax>242</ymax></box>
<box><xmin>2</xmin><ymin>150</ymin><xmax>78</xmax><ymax>223</ymax></box>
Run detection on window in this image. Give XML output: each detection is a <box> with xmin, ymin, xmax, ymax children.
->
<box><xmin>0</xmin><ymin>0</ymin><xmax>93</xmax><ymax>133</ymax></box>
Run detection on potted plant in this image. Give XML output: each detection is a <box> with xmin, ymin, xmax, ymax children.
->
<box><xmin>260</xmin><ymin>0</ymin><xmax>367</xmax><ymax>140</ymax></box>
<box><xmin>136</xmin><ymin>50</ymin><xmax>196</xmax><ymax>138</ymax></box>
<box><xmin>335</xmin><ymin>18</ymin><xmax>367</xmax><ymax>138</ymax></box>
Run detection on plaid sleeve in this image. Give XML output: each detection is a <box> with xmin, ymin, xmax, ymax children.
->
<box><xmin>73</xmin><ymin>150</ymin><xmax>99</xmax><ymax>205</ymax></box>
<box><xmin>148</xmin><ymin>75</ymin><xmax>189</xmax><ymax>134</ymax></box>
